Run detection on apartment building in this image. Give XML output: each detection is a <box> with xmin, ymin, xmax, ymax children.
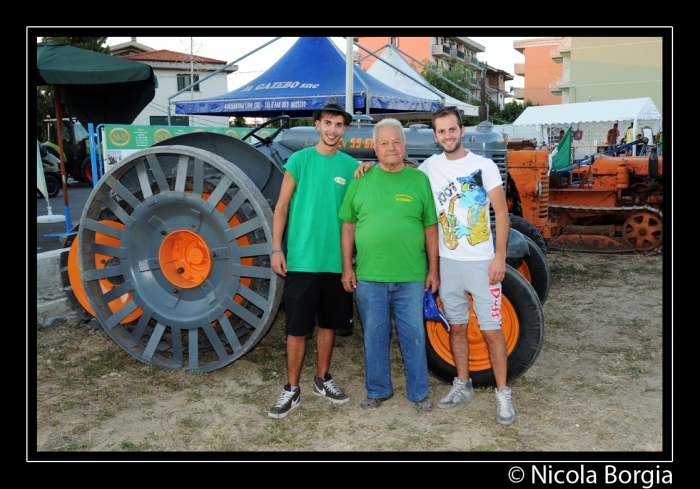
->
<box><xmin>355</xmin><ymin>36</ymin><xmax>513</xmax><ymax>109</ymax></box>
<box><xmin>512</xmin><ymin>38</ymin><xmax>564</xmax><ymax>106</ymax></box>
<box><xmin>513</xmin><ymin>37</ymin><xmax>663</xmax><ymax>113</ymax></box>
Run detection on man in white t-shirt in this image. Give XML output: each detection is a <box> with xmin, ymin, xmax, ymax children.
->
<box><xmin>417</xmin><ymin>107</ymin><xmax>515</xmax><ymax>425</ymax></box>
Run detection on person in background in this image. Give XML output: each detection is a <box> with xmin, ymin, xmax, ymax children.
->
<box><xmin>656</xmin><ymin>128</ymin><xmax>663</xmax><ymax>155</ymax></box>
<box><xmin>625</xmin><ymin>123</ymin><xmax>635</xmax><ymax>156</ymax></box>
<box><xmin>607</xmin><ymin>123</ymin><xmax>619</xmax><ymax>154</ymax></box>
<box><xmin>558</xmin><ymin>130</ymin><xmax>565</xmax><ymax>142</ymax></box>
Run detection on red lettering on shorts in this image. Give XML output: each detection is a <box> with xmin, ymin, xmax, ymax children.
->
<box><xmin>489</xmin><ymin>287</ymin><xmax>501</xmax><ymax>319</ymax></box>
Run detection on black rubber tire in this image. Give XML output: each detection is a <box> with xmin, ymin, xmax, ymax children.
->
<box><xmin>426</xmin><ymin>265</ymin><xmax>545</xmax><ymax>387</ymax></box>
<box><xmin>44</xmin><ymin>173</ymin><xmax>61</xmax><ymax>198</ymax></box>
<box><xmin>510</xmin><ymin>214</ymin><xmax>548</xmax><ymax>255</ymax></box>
<box><xmin>519</xmin><ymin>234</ymin><xmax>550</xmax><ymax>305</ymax></box>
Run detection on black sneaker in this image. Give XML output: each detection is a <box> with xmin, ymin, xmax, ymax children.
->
<box><xmin>313</xmin><ymin>372</ymin><xmax>350</xmax><ymax>404</ymax></box>
<box><xmin>268</xmin><ymin>383</ymin><xmax>300</xmax><ymax>419</ymax></box>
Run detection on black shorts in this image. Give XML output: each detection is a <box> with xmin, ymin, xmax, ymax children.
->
<box><xmin>283</xmin><ymin>272</ymin><xmax>354</xmax><ymax>336</ymax></box>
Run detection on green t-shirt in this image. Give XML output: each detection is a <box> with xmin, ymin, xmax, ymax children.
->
<box><xmin>338</xmin><ymin>165</ymin><xmax>437</xmax><ymax>282</ymax></box>
<box><xmin>284</xmin><ymin>146</ymin><xmax>358</xmax><ymax>273</ymax></box>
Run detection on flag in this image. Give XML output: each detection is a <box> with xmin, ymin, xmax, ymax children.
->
<box><xmin>37</xmin><ymin>141</ymin><xmax>49</xmax><ymax>199</ymax></box>
<box><xmin>552</xmin><ymin>127</ymin><xmax>572</xmax><ymax>171</ymax></box>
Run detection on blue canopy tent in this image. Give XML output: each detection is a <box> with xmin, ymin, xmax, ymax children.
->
<box><xmin>175</xmin><ymin>37</ymin><xmax>441</xmax><ymax>119</ymax></box>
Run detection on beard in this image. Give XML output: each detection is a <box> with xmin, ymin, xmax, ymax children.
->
<box><xmin>439</xmin><ymin>137</ymin><xmax>462</xmax><ymax>154</ymax></box>
<box><xmin>320</xmin><ymin>134</ymin><xmax>340</xmax><ymax>148</ymax></box>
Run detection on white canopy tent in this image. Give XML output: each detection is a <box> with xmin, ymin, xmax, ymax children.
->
<box><xmin>513</xmin><ymin>97</ymin><xmax>662</xmax><ymax>157</ymax></box>
<box><xmin>366</xmin><ymin>44</ymin><xmax>479</xmax><ymax>117</ymax></box>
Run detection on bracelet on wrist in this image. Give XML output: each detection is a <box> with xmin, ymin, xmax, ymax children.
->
<box><xmin>271</xmin><ymin>249</ymin><xmax>283</xmax><ymax>254</ymax></box>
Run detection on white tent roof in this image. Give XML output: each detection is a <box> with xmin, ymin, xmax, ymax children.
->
<box><xmin>366</xmin><ymin>45</ymin><xmax>479</xmax><ymax>117</ymax></box>
<box><xmin>513</xmin><ymin>97</ymin><xmax>661</xmax><ymax>126</ymax></box>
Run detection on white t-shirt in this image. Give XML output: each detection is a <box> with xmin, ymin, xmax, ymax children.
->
<box><xmin>418</xmin><ymin>151</ymin><xmax>503</xmax><ymax>261</ymax></box>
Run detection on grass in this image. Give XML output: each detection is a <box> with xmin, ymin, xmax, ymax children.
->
<box><xmin>35</xmin><ymin>251</ymin><xmax>663</xmax><ymax>453</ymax></box>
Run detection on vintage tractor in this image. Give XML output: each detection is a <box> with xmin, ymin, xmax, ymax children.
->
<box><xmin>44</xmin><ymin>117</ymin><xmax>101</xmax><ymax>184</ymax></box>
<box><xmin>548</xmin><ymin>149</ymin><xmax>662</xmax><ymax>253</ymax></box>
<box><xmin>505</xmin><ymin>138</ymin><xmax>552</xmax><ymax>255</ymax></box>
<box><xmin>60</xmin><ymin>116</ymin><xmax>547</xmax><ymax>387</ymax></box>
<box><xmin>507</xmin><ymin>137</ymin><xmax>663</xmax><ymax>254</ymax></box>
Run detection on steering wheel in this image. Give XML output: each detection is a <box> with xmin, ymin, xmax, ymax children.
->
<box><xmin>242</xmin><ymin>115</ymin><xmax>290</xmax><ymax>144</ymax></box>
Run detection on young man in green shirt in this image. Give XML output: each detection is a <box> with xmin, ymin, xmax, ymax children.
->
<box><xmin>268</xmin><ymin>98</ymin><xmax>358</xmax><ymax>419</ymax></box>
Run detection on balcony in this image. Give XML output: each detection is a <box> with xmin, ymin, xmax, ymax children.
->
<box><xmin>432</xmin><ymin>43</ymin><xmax>451</xmax><ymax>59</ymax></box>
<box><xmin>469</xmin><ymin>56</ymin><xmax>484</xmax><ymax>70</ymax></box>
<box><xmin>550</xmin><ymin>47</ymin><xmax>563</xmax><ymax>63</ymax></box>
<box><xmin>549</xmin><ymin>77</ymin><xmax>570</xmax><ymax>95</ymax></box>
<box><xmin>558</xmin><ymin>41</ymin><xmax>571</xmax><ymax>55</ymax></box>
<box><xmin>514</xmin><ymin>62</ymin><xmax>525</xmax><ymax>76</ymax></box>
<box><xmin>451</xmin><ymin>48</ymin><xmax>466</xmax><ymax>61</ymax></box>
<box><xmin>513</xmin><ymin>87</ymin><xmax>524</xmax><ymax>100</ymax></box>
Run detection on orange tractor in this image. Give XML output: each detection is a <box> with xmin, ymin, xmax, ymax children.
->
<box><xmin>507</xmin><ymin>138</ymin><xmax>663</xmax><ymax>253</ymax></box>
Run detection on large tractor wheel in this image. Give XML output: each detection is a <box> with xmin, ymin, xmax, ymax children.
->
<box><xmin>515</xmin><ymin>234</ymin><xmax>550</xmax><ymax>305</ymax></box>
<box><xmin>425</xmin><ymin>265</ymin><xmax>545</xmax><ymax>387</ymax></box>
<box><xmin>77</xmin><ymin>145</ymin><xmax>283</xmax><ymax>372</ymax></box>
<box><xmin>510</xmin><ymin>214</ymin><xmax>548</xmax><ymax>255</ymax></box>
<box><xmin>81</xmin><ymin>157</ymin><xmax>94</xmax><ymax>183</ymax></box>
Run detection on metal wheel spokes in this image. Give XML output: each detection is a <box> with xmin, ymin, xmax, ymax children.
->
<box><xmin>622</xmin><ymin>212</ymin><xmax>662</xmax><ymax>252</ymax></box>
<box><xmin>78</xmin><ymin>145</ymin><xmax>282</xmax><ymax>372</ymax></box>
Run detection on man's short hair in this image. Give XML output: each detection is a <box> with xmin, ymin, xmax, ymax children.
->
<box><xmin>431</xmin><ymin>106</ymin><xmax>463</xmax><ymax>132</ymax></box>
<box><xmin>372</xmin><ymin>118</ymin><xmax>405</xmax><ymax>144</ymax></box>
<box><xmin>614</xmin><ymin>123</ymin><xmax>618</xmax><ymax>127</ymax></box>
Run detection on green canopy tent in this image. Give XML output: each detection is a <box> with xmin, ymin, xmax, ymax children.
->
<box><xmin>36</xmin><ymin>41</ymin><xmax>157</xmax><ymax>232</ymax></box>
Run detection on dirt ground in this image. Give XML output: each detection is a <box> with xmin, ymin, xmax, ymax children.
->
<box><xmin>33</xmin><ymin>251</ymin><xmax>665</xmax><ymax>459</ymax></box>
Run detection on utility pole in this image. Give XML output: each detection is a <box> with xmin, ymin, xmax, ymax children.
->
<box><xmin>190</xmin><ymin>37</ymin><xmax>195</xmax><ymax>100</ymax></box>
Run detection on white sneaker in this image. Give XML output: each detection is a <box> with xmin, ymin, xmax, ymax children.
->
<box><xmin>437</xmin><ymin>377</ymin><xmax>474</xmax><ymax>409</ymax></box>
<box><xmin>495</xmin><ymin>386</ymin><xmax>515</xmax><ymax>425</ymax></box>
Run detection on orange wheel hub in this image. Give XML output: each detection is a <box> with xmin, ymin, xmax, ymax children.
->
<box><xmin>158</xmin><ymin>230</ymin><xmax>212</xmax><ymax>288</ymax></box>
<box><xmin>425</xmin><ymin>295</ymin><xmax>520</xmax><ymax>371</ymax></box>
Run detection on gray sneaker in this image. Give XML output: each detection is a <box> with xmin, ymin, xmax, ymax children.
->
<box><xmin>495</xmin><ymin>386</ymin><xmax>515</xmax><ymax>425</ymax></box>
<box><xmin>415</xmin><ymin>396</ymin><xmax>433</xmax><ymax>412</ymax></box>
<box><xmin>361</xmin><ymin>394</ymin><xmax>393</xmax><ymax>409</ymax></box>
<box><xmin>268</xmin><ymin>383</ymin><xmax>300</xmax><ymax>419</ymax></box>
<box><xmin>313</xmin><ymin>372</ymin><xmax>349</xmax><ymax>404</ymax></box>
<box><xmin>437</xmin><ymin>377</ymin><xmax>474</xmax><ymax>409</ymax></box>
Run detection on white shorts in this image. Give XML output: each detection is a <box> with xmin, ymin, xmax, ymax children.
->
<box><xmin>439</xmin><ymin>257</ymin><xmax>502</xmax><ymax>331</ymax></box>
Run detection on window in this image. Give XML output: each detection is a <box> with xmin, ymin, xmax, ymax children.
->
<box><xmin>170</xmin><ymin>116</ymin><xmax>189</xmax><ymax>127</ymax></box>
<box><xmin>150</xmin><ymin>116</ymin><xmax>189</xmax><ymax>126</ymax></box>
<box><xmin>150</xmin><ymin>116</ymin><xmax>168</xmax><ymax>126</ymax></box>
<box><xmin>177</xmin><ymin>74</ymin><xmax>200</xmax><ymax>92</ymax></box>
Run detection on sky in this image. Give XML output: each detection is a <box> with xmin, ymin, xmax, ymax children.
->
<box><xmin>101</xmin><ymin>36</ymin><xmax>537</xmax><ymax>94</ymax></box>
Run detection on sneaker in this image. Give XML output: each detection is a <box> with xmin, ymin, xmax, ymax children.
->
<box><xmin>437</xmin><ymin>377</ymin><xmax>474</xmax><ymax>409</ymax></box>
<box><xmin>415</xmin><ymin>396</ymin><xmax>433</xmax><ymax>412</ymax></box>
<box><xmin>268</xmin><ymin>383</ymin><xmax>300</xmax><ymax>419</ymax></box>
<box><xmin>313</xmin><ymin>372</ymin><xmax>349</xmax><ymax>404</ymax></box>
<box><xmin>495</xmin><ymin>386</ymin><xmax>515</xmax><ymax>425</ymax></box>
<box><xmin>360</xmin><ymin>394</ymin><xmax>393</xmax><ymax>409</ymax></box>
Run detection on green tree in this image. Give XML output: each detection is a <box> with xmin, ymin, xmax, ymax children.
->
<box><xmin>418</xmin><ymin>60</ymin><xmax>476</xmax><ymax>104</ymax></box>
<box><xmin>44</xmin><ymin>37</ymin><xmax>110</xmax><ymax>54</ymax></box>
<box><xmin>232</xmin><ymin>116</ymin><xmax>247</xmax><ymax>127</ymax></box>
<box><xmin>37</xmin><ymin>37</ymin><xmax>110</xmax><ymax>140</ymax></box>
